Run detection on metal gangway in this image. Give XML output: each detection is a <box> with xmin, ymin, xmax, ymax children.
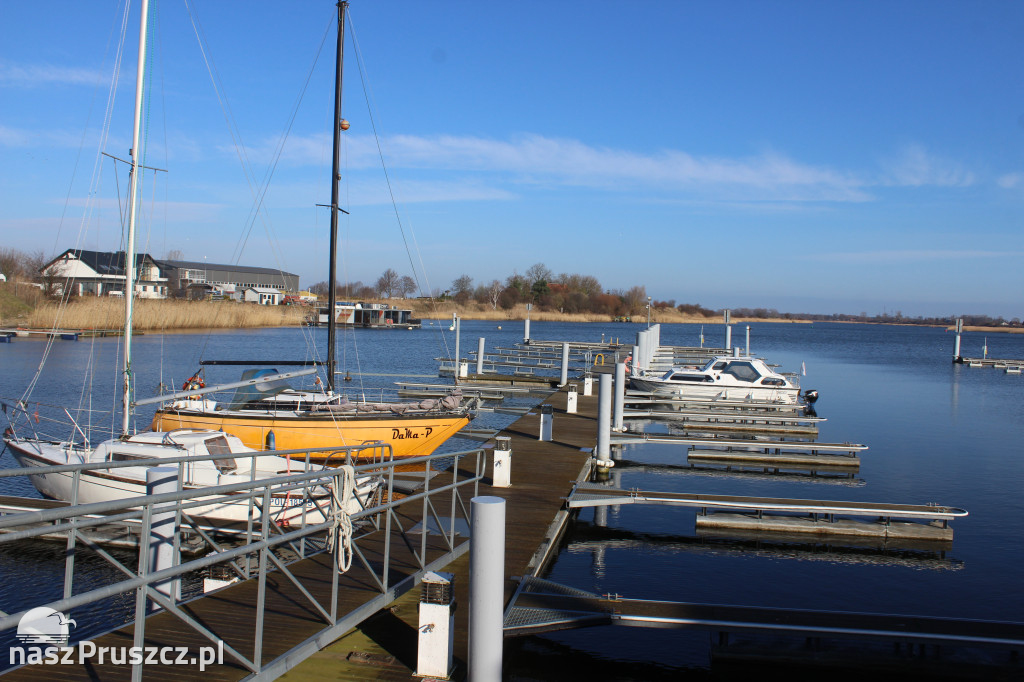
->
<box><xmin>0</xmin><ymin>443</ymin><xmax>484</xmax><ymax>680</ymax></box>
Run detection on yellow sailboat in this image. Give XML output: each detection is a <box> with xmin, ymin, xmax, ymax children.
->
<box><xmin>151</xmin><ymin>2</ymin><xmax>470</xmax><ymax>461</ymax></box>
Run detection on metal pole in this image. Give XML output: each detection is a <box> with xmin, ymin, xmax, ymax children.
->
<box><xmin>724</xmin><ymin>309</ymin><xmax>731</xmax><ymax>353</ymax></box>
<box><xmin>146</xmin><ymin>466</ymin><xmax>180</xmax><ymax>606</ymax></box>
<box><xmin>325</xmin><ymin>0</ymin><xmax>348</xmax><ymax>393</ymax></box>
<box><xmin>647</xmin><ymin>296</ymin><xmax>651</xmax><ymax>327</ymax></box>
<box><xmin>632</xmin><ymin>343</ymin><xmax>640</xmax><ymax>376</ymax></box>
<box><xmin>745</xmin><ymin>325</ymin><xmax>750</xmax><ymax>356</ymax></box>
<box><xmin>559</xmin><ymin>341</ymin><xmax>570</xmax><ymax>387</ymax></box>
<box><xmin>613</xmin><ymin>361</ymin><xmax>625</xmax><ymax>431</ymax></box>
<box><xmin>954</xmin><ymin>318</ymin><xmax>963</xmax><ymax>361</ymax></box>
<box><xmin>476</xmin><ymin>337</ymin><xmax>485</xmax><ymax>375</ymax></box>
<box><xmin>596</xmin><ymin>373</ymin><xmax>612</xmax><ymax>463</ymax></box>
<box><xmin>524</xmin><ymin>303</ymin><xmax>531</xmax><ymax>344</ymax></box>
<box><xmin>469</xmin><ymin>496</ymin><xmax>506</xmax><ymax>682</ymax></box>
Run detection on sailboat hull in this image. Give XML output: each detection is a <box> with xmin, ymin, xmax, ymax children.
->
<box><xmin>4</xmin><ymin>439</ymin><xmax>374</xmax><ymax>526</ymax></box>
<box><xmin>151</xmin><ymin>409</ymin><xmax>470</xmax><ymax>460</ymax></box>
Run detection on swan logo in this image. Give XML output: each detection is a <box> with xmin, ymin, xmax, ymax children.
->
<box><xmin>16</xmin><ymin>607</ymin><xmax>76</xmax><ymax>647</ymax></box>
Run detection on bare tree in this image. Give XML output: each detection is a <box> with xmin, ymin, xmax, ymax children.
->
<box><xmin>525</xmin><ymin>263</ymin><xmax>553</xmax><ymax>286</ymax></box>
<box><xmin>487</xmin><ymin>279</ymin><xmax>502</xmax><ymax>309</ymax></box>
<box><xmin>398</xmin><ymin>275</ymin><xmax>417</xmax><ymax>298</ymax></box>
<box><xmin>165</xmin><ymin>249</ymin><xmax>185</xmax><ymax>261</ymax></box>
<box><xmin>375</xmin><ymin>268</ymin><xmax>400</xmax><ymax>298</ymax></box>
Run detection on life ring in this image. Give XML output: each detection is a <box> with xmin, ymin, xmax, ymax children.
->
<box><xmin>182</xmin><ymin>374</ymin><xmax>205</xmax><ymax>391</ymax></box>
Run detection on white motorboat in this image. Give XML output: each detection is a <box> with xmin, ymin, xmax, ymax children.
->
<box><xmin>630</xmin><ymin>355</ymin><xmax>817</xmax><ymax>405</ymax></box>
<box><xmin>4</xmin><ymin>429</ymin><xmax>377</xmax><ymax>525</ymax></box>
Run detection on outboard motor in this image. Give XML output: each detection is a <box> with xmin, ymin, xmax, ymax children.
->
<box><xmin>802</xmin><ymin>389</ymin><xmax>819</xmax><ymax>404</ymax></box>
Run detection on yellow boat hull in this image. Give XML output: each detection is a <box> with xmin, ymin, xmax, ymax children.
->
<box><xmin>151</xmin><ymin>409</ymin><xmax>470</xmax><ymax>462</ymax></box>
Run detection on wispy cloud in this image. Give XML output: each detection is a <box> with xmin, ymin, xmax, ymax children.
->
<box><xmin>997</xmin><ymin>172</ymin><xmax>1023</xmax><ymax>189</ymax></box>
<box><xmin>877</xmin><ymin>145</ymin><xmax>975</xmax><ymax>187</ymax></box>
<box><xmin>247</xmin><ymin>132</ymin><xmax>873</xmax><ymax>203</ymax></box>
<box><xmin>0</xmin><ymin>61</ymin><xmax>105</xmax><ymax>88</ymax></box>
<box><xmin>805</xmin><ymin>249</ymin><xmax>1018</xmax><ymax>264</ymax></box>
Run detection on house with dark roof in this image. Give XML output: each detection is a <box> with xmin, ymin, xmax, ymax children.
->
<box><xmin>42</xmin><ymin>250</ymin><xmax>168</xmax><ymax>298</ymax></box>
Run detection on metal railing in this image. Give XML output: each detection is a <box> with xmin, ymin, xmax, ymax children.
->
<box><xmin>0</xmin><ymin>443</ymin><xmax>485</xmax><ymax>679</ymax></box>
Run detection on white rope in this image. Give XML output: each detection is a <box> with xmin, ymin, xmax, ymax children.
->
<box><xmin>328</xmin><ymin>464</ymin><xmax>355</xmax><ymax>572</ymax></box>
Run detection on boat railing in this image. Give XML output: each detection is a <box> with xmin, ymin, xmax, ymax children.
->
<box><xmin>0</xmin><ymin>444</ymin><xmax>485</xmax><ymax>676</ymax></box>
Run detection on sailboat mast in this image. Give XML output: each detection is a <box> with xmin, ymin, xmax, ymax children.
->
<box><xmin>121</xmin><ymin>0</ymin><xmax>151</xmax><ymax>436</ymax></box>
<box><xmin>326</xmin><ymin>0</ymin><xmax>348</xmax><ymax>393</ymax></box>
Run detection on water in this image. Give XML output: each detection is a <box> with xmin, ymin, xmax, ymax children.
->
<box><xmin>3</xmin><ymin>320</ymin><xmax>1023</xmax><ymax>675</ymax></box>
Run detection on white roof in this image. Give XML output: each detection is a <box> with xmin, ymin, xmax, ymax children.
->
<box><xmin>246</xmin><ymin>286</ymin><xmax>281</xmax><ymax>294</ymax></box>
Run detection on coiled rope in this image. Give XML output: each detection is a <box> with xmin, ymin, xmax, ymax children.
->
<box><xmin>328</xmin><ymin>465</ymin><xmax>355</xmax><ymax>572</ymax></box>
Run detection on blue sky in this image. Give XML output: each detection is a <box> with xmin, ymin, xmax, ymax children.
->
<box><xmin>2</xmin><ymin>1</ymin><xmax>1022</xmax><ymax>318</ymax></box>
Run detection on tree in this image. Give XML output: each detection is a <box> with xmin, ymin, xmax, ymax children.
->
<box><xmin>525</xmin><ymin>263</ymin><xmax>553</xmax><ymax>287</ymax></box>
<box><xmin>486</xmin><ymin>279</ymin><xmax>502</xmax><ymax>309</ymax></box>
<box><xmin>452</xmin><ymin>274</ymin><xmax>473</xmax><ymax>302</ymax></box>
<box><xmin>398</xmin><ymin>275</ymin><xmax>417</xmax><ymax>298</ymax></box>
<box><xmin>165</xmin><ymin>249</ymin><xmax>185</xmax><ymax>261</ymax></box>
<box><xmin>375</xmin><ymin>269</ymin><xmax>400</xmax><ymax>298</ymax></box>
<box><xmin>620</xmin><ymin>285</ymin><xmax>647</xmax><ymax>316</ymax></box>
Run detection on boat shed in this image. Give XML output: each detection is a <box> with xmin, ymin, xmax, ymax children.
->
<box><xmin>157</xmin><ymin>259</ymin><xmax>299</xmax><ymax>298</ymax></box>
<box><xmin>243</xmin><ymin>286</ymin><xmax>283</xmax><ymax>305</ymax></box>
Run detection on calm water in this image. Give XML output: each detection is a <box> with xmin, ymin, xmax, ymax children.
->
<box><xmin>2</xmin><ymin>320</ymin><xmax>1023</xmax><ymax>675</ymax></box>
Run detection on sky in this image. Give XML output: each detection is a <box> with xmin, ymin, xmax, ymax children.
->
<box><xmin>1</xmin><ymin>1</ymin><xmax>1022</xmax><ymax>318</ymax></box>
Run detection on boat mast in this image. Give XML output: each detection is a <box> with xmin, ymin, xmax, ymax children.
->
<box><xmin>122</xmin><ymin>0</ymin><xmax>151</xmax><ymax>436</ymax></box>
<box><xmin>326</xmin><ymin>0</ymin><xmax>348</xmax><ymax>393</ymax></box>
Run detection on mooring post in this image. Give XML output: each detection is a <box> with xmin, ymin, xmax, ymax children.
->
<box><xmin>416</xmin><ymin>571</ymin><xmax>456</xmax><ymax>678</ymax></box>
<box><xmin>476</xmin><ymin>337</ymin><xmax>486</xmax><ymax>375</ymax></box>
<box><xmin>453</xmin><ymin>314</ymin><xmax>461</xmax><ymax>382</ymax></box>
<box><xmin>632</xmin><ymin>343</ymin><xmax>640</xmax><ymax>376</ymax></box>
<box><xmin>538</xmin><ymin>404</ymin><xmax>553</xmax><ymax>441</ymax></box>
<box><xmin>469</xmin><ymin>496</ymin><xmax>506</xmax><ymax>682</ymax></box>
<box><xmin>596</xmin><ymin>373</ymin><xmax>612</xmax><ymax>465</ymax></box>
<box><xmin>724</xmin><ymin>309</ymin><xmax>732</xmax><ymax>351</ymax></box>
<box><xmin>745</xmin><ymin>325</ymin><xmax>750</xmax><ymax>355</ymax></box>
<box><xmin>559</xmin><ymin>341</ymin><xmax>570</xmax><ymax>387</ymax></box>
<box><xmin>523</xmin><ymin>303</ymin><xmax>532</xmax><ymax>344</ymax></box>
<box><xmin>583</xmin><ymin>373</ymin><xmax>593</xmax><ymax>396</ymax></box>
<box><xmin>146</xmin><ymin>466</ymin><xmax>180</xmax><ymax>608</ymax></box>
<box><xmin>566</xmin><ymin>382</ymin><xmax>578</xmax><ymax>414</ymax></box>
<box><xmin>493</xmin><ymin>436</ymin><xmax>512</xmax><ymax>487</ymax></box>
<box><xmin>954</xmin><ymin>318</ymin><xmax>963</xmax><ymax>361</ymax></box>
<box><xmin>613</xmin><ymin>361</ymin><xmax>626</xmax><ymax>431</ymax></box>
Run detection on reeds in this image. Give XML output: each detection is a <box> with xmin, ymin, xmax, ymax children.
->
<box><xmin>20</xmin><ymin>298</ymin><xmax>306</xmax><ymax>331</ymax></box>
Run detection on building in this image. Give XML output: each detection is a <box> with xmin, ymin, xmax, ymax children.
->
<box><xmin>243</xmin><ymin>286</ymin><xmax>283</xmax><ymax>305</ymax></box>
<box><xmin>42</xmin><ymin>250</ymin><xmax>168</xmax><ymax>298</ymax></box>
<box><xmin>157</xmin><ymin>260</ymin><xmax>299</xmax><ymax>298</ymax></box>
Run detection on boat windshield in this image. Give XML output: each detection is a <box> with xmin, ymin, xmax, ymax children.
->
<box><xmin>227</xmin><ymin>369</ymin><xmax>295</xmax><ymax>409</ymax></box>
<box><xmin>205</xmin><ymin>435</ymin><xmax>238</xmax><ymax>473</ymax></box>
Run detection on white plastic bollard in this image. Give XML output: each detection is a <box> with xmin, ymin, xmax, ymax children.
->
<box><xmin>417</xmin><ymin>571</ymin><xmax>456</xmax><ymax>678</ymax></box>
<box><xmin>146</xmin><ymin>466</ymin><xmax>180</xmax><ymax>608</ymax></box>
<box><xmin>493</xmin><ymin>436</ymin><xmax>512</xmax><ymax>488</ymax></box>
<box><xmin>566</xmin><ymin>383</ymin><xmax>578</xmax><ymax>414</ymax></box>
<box><xmin>469</xmin><ymin>497</ymin><xmax>505</xmax><ymax>682</ymax></box>
<box><xmin>538</xmin><ymin>404</ymin><xmax>553</xmax><ymax>441</ymax></box>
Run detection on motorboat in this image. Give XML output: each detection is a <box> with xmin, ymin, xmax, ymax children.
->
<box><xmin>630</xmin><ymin>355</ymin><xmax>817</xmax><ymax>405</ymax></box>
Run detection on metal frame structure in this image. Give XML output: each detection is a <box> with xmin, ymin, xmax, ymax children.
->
<box><xmin>0</xmin><ymin>443</ymin><xmax>484</xmax><ymax>680</ymax></box>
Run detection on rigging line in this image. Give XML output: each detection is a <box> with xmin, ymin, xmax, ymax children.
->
<box><xmin>348</xmin><ymin>17</ymin><xmax>452</xmax><ymax>360</ymax></box>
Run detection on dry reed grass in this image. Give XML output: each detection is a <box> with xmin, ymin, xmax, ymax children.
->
<box><xmin>22</xmin><ymin>298</ymin><xmax>306</xmax><ymax>331</ymax></box>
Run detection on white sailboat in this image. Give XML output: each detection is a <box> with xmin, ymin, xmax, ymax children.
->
<box><xmin>1</xmin><ymin>0</ymin><xmax>376</xmax><ymax>524</ymax></box>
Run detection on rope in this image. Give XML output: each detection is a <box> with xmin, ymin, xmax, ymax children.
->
<box><xmin>327</xmin><ymin>465</ymin><xmax>355</xmax><ymax>572</ymax></box>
